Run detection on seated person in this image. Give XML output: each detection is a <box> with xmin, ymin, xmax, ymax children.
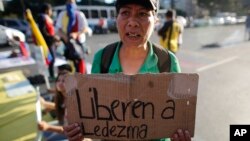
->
<box><xmin>38</xmin><ymin>72</ymin><xmax>68</xmax><ymax>141</ymax></box>
<box><xmin>47</xmin><ymin>64</ymin><xmax>73</xmax><ymax>94</ymax></box>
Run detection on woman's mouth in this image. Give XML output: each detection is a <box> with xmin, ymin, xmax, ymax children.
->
<box><xmin>126</xmin><ymin>32</ymin><xmax>141</xmax><ymax>38</ymax></box>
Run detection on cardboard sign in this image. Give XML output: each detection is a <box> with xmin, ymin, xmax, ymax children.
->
<box><xmin>65</xmin><ymin>73</ymin><xmax>199</xmax><ymax>140</ymax></box>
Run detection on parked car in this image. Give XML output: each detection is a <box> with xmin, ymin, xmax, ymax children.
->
<box><xmin>209</xmin><ymin>17</ymin><xmax>225</xmax><ymax>26</ymax></box>
<box><xmin>216</xmin><ymin>12</ymin><xmax>237</xmax><ymax>25</ymax></box>
<box><xmin>236</xmin><ymin>16</ymin><xmax>247</xmax><ymax>24</ymax></box>
<box><xmin>223</xmin><ymin>16</ymin><xmax>237</xmax><ymax>25</ymax></box>
<box><xmin>0</xmin><ymin>25</ymin><xmax>25</xmax><ymax>47</ymax></box>
<box><xmin>192</xmin><ymin>18</ymin><xmax>210</xmax><ymax>27</ymax></box>
<box><xmin>0</xmin><ymin>18</ymin><xmax>32</xmax><ymax>42</ymax></box>
<box><xmin>107</xmin><ymin>19</ymin><xmax>117</xmax><ymax>32</ymax></box>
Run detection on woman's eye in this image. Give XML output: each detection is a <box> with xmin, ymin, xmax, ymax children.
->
<box><xmin>139</xmin><ymin>12</ymin><xmax>150</xmax><ymax>18</ymax></box>
<box><xmin>120</xmin><ymin>11</ymin><xmax>129</xmax><ymax>16</ymax></box>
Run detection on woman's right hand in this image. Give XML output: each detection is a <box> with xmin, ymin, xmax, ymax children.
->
<box><xmin>38</xmin><ymin>121</ymin><xmax>49</xmax><ymax>131</ymax></box>
<box><xmin>171</xmin><ymin>129</ymin><xmax>191</xmax><ymax>141</ymax></box>
<box><xmin>63</xmin><ymin>123</ymin><xmax>83</xmax><ymax>141</ymax></box>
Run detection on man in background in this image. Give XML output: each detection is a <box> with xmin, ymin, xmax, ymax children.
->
<box><xmin>158</xmin><ymin>10</ymin><xmax>182</xmax><ymax>54</ymax></box>
<box><xmin>245</xmin><ymin>11</ymin><xmax>250</xmax><ymax>41</ymax></box>
<box><xmin>55</xmin><ymin>0</ymin><xmax>90</xmax><ymax>73</ymax></box>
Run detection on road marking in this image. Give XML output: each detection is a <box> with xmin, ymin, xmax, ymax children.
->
<box><xmin>196</xmin><ymin>56</ymin><xmax>238</xmax><ymax>72</ymax></box>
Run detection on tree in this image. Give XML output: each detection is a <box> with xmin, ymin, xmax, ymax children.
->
<box><xmin>197</xmin><ymin>0</ymin><xmax>242</xmax><ymax>16</ymax></box>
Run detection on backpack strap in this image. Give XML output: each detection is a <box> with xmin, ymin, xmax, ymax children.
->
<box><xmin>101</xmin><ymin>42</ymin><xmax>119</xmax><ymax>73</ymax></box>
<box><xmin>152</xmin><ymin>43</ymin><xmax>171</xmax><ymax>72</ymax></box>
<box><xmin>101</xmin><ymin>42</ymin><xmax>171</xmax><ymax>73</ymax></box>
<box><xmin>167</xmin><ymin>21</ymin><xmax>173</xmax><ymax>50</ymax></box>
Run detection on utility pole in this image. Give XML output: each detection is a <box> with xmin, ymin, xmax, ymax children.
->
<box><xmin>171</xmin><ymin>0</ymin><xmax>175</xmax><ymax>9</ymax></box>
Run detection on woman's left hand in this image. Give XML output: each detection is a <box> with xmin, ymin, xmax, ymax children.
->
<box><xmin>69</xmin><ymin>32</ymin><xmax>79</xmax><ymax>40</ymax></box>
<box><xmin>171</xmin><ymin>129</ymin><xmax>191</xmax><ymax>141</ymax></box>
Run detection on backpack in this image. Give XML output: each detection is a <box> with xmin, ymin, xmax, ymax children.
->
<box><xmin>101</xmin><ymin>42</ymin><xmax>171</xmax><ymax>73</ymax></box>
<box><xmin>64</xmin><ymin>39</ymin><xmax>83</xmax><ymax>60</ymax></box>
<box><xmin>157</xmin><ymin>21</ymin><xmax>173</xmax><ymax>40</ymax></box>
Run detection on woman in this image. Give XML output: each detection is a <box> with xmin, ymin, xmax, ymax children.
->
<box><xmin>64</xmin><ymin>0</ymin><xmax>190</xmax><ymax>140</ymax></box>
<box><xmin>37</xmin><ymin>3</ymin><xmax>60</xmax><ymax>79</ymax></box>
<box><xmin>39</xmin><ymin>71</ymin><xmax>93</xmax><ymax>141</ymax></box>
<box><xmin>38</xmin><ymin>72</ymin><xmax>68</xmax><ymax>140</ymax></box>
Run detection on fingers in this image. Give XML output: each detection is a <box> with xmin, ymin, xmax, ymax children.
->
<box><xmin>38</xmin><ymin>121</ymin><xmax>47</xmax><ymax>131</ymax></box>
<box><xmin>177</xmin><ymin>129</ymin><xmax>185</xmax><ymax>140</ymax></box>
<box><xmin>171</xmin><ymin>129</ymin><xmax>191</xmax><ymax>141</ymax></box>
<box><xmin>69</xmin><ymin>132</ymin><xmax>83</xmax><ymax>141</ymax></box>
<box><xmin>37</xmin><ymin>122</ymin><xmax>43</xmax><ymax>130</ymax></box>
<box><xmin>63</xmin><ymin>123</ymin><xmax>83</xmax><ymax>141</ymax></box>
<box><xmin>184</xmin><ymin>130</ymin><xmax>191</xmax><ymax>141</ymax></box>
<box><xmin>171</xmin><ymin>133</ymin><xmax>179</xmax><ymax>141</ymax></box>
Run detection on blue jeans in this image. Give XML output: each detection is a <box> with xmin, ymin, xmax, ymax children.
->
<box><xmin>43</xmin><ymin>131</ymin><xmax>68</xmax><ymax>141</ymax></box>
<box><xmin>42</xmin><ymin>121</ymin><xmax>68</xmax><ymax>141</ymax></box>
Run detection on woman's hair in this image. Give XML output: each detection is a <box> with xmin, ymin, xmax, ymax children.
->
<box><xmin>165</xmin><ymin>10</ymin><xmax>175</xmax><ymax>18</ymax></box>
<box><xmin>58</xmin><ymin>64</ymin><xmax>72</xmax><ymax>73</ymax></box>
<box><xmin>54</xmin><ymin>72</ymin><xmax>68</xmax><ymax>124</ymax></box>
<box><xmin>40</xmin><ymin>3</ymin><xmax>52</xmax><ymax>14</ymax></box>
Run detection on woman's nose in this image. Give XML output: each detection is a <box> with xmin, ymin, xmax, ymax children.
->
<box><xmin>128</xmin><ymin>17</ymin><xmax>139</xmax><ymax>28</ymax></box>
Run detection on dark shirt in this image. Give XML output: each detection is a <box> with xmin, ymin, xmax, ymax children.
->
<box><xmin>246</xmin><ymin>15</ymin><xmax>250</xmax><ymax>28</ymax></box>
<box><xmin>37</xmin><ymin>14</ymin><xmax>55</xmax><ymax>47</ymax></box>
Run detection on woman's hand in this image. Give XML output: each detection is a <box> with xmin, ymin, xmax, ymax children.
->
<box><xmin>69</xmin><ymin>32</ymin><xmax>79</xmax><ymax>40</ymax></box>
<box><xmin>171</xmin><ymin>129</ymin><xmax>191</xmax><ymax>141</ymax></box>
<box><xmin>38</xmin><ymin>121</ymin><xmax>49</xmax><ymax>131</ymax></box>
<box><xmin>63</xmin><ymin>123</ymin><xmax>83</xmax><ymax>141</ymax></box>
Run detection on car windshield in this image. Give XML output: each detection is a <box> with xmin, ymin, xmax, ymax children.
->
<box><xmin>20</xmin><ymin>20</ymin><xmax>29</xmax><ymax>26</ymax></box>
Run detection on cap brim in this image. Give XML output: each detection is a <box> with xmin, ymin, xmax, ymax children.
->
<box><xmin>116</xmin><ymin>0</ymin><xmax>157</xmax><ymax>11</ymax></box>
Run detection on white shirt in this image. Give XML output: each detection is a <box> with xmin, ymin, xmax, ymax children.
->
<box><xmin>55</xmin><ymin>10</ymin><xmax>88</xmax><ymax>43</ymax></box>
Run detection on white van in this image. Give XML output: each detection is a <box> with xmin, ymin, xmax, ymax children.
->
<box><xmin>53</xmin><ymin>5</ymin><xmax>117</xmax><ymax>34</ymax></box>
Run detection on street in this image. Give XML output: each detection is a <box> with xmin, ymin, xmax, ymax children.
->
<box><xmin>1</xmin><ymin>24</ymin><xmax>250</xmax><ymax>140</ymax></box>
<box><xmin>85</xmin><ymin>24</ymin><xmax>250</xmax><ymax>140</ymax></box>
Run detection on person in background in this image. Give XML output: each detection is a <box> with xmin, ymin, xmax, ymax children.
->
<box><xmin>37</xmin><ymin>3</ymin><xmax>60</xmax><ymax>79</ymax></box>
<box><xmin>47</xmin><ymin>63</ymin><xmax>73</xmax><ymax>94</ymax></box>
<box><xmin>63</xmin><ymin>0</ymin><xmax>190</xmax><ymax>141</ymax></box>
<box><xmin>245</xmin><ymin>11</ymin><xmax>250</xmax><ymax>41</ymax></box>
<box><xmin>38</xmin><ymin>72</ymin><xmax>69</xmax><ymax>141</ymax></box>
<box><xmin>42</xmin><ymin>63</ymin><xmax>73</xmax><ymax>119</ymax></box>
<box><xmin>158</xmin><ymin>9</ymin><xmax>182</xmax><ymax>54</ymax></box>
<box><xmin>39</xmin><ymin>70</ymin><xmax>95</xmax><ymax>141</ymax></box>
<box><xmin>55</xmin><ymin>0</ymin><xmax>90</xmax><ymax>73</ymax></box>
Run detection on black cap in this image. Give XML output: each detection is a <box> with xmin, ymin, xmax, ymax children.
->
<box><xmin>115</xmin><ymin>0</ymin><xmax>158</xmax><ymax>13</ymax></box>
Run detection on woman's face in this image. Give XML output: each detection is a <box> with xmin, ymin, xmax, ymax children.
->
<box><xmin>67</xmin><ymin>0</ymin><xmax>75</xmax><ymax>4</ymax></box>
<box><xmin>116</xmin><ymin>4</ymin><xmax>157</xmax><ymax>47</ymax></box>
<box><xmin>47</xmin><ymin>8</ymin><xmax>53</xmax><ymax>17</ymax></box>
<box><xmin>56</xmin><ymin>74</ymin><xmax>66</xmax><ymax>94</ymax></box>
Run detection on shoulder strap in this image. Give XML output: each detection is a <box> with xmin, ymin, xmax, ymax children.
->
<box><xmin>152</xmin><ymin>43</ymin><xmax>171</xmax><ymax>72</ymax></box>
<box><xmin>101</xmin><ymin>42</ymin><xmax>171</xmax><ymax>73</ymax></box>
<box><xmin>101</xmin><ymin>42</ymin><xmax>119</xmax><ymax>73</ymax></box>
<box><xmin>158</xmin><ymin>22</ymin><xmax>171</xmax><ymax>40</ymax></box>
<box><xmin>167</xmin><ymin>21</ymin><xmax>174</xmax><ymax>49</ymax></box>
